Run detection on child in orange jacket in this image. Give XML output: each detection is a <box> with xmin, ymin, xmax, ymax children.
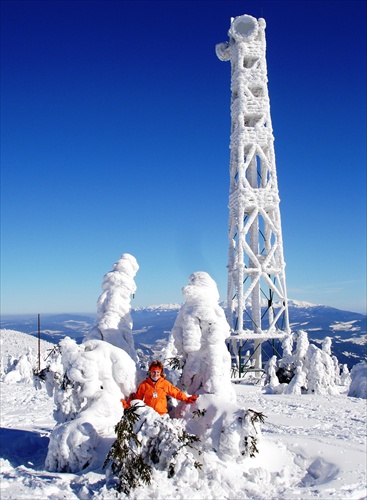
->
<box><xmin>121</xmin><ymin>360</ymin><xmax>198</xmax><ymax>416</ymax></box>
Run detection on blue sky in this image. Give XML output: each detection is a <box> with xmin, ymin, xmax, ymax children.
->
<box><xmin>1</xmin><ymin>0</ymin><xmax>366</xmax><ymax>315</ymax></box>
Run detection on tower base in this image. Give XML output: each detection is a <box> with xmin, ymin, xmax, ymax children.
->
<box><xmin>227</xmin><ymin>330</ymin><xmax>289</xmax><ymax>379</ymax></box>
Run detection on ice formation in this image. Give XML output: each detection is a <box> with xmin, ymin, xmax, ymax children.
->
<box><xmin>164</xmin><ymin>271</ymin><xmax>236</xmax><ymax>401</ymax></box>
<box><xmin>45</xmin><ymin>337</ymin><xmax>137</xmax><ymax>472</ymax></box>
<box><xmin>86</xmin><ymin>253</ymin><xmax>139</xmax><ymax>361</ymax></box>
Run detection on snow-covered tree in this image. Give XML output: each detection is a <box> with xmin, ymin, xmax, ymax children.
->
<box><xmin>265</xmin><ymin>355</ymin><xmax>280</xmax><ymax>389</ymax></box>
<box><xmin>307</xmin><ymin>344</ymin><xmax>338</xmax><ymax>396</ymax></box>
<box><xmin>2</xmin><ymin>348</ymin><xmax>34</xmax><ymax>384</ymax></box>
<box><xmin>267</xmin><ymin>331</ymin><xmax>347</xmax><ymax>395</ymax></box>
<box><xmin>348</xmin><ymin>362</ymin><xmax>367</xmax><ymax>399</ymax></box>
<box><xmin>294</xmin><ymin>330</ymin><xmax>310</xmax><ymax>363</ymax></box>
<box><xmin>340</xmin><ymin>364</ymin><xmax>351</xmax><ymax>387</ymax></box>
<box><xmin>277</xmin><ymin>333</ymin><xmax>295</xmax><ymax>383</ymax></box>
<box><xmin>45</xmin><ymin>337</ymin><xmax>137</xmax><ymax>472</ymax></box>
<box><xmin>180</xmin><ymin>394</ymin><xmax>265</xmax><ymax>462</ymax></box>
<box><xmin>105</xmin><ymin>394</ymin><xmax>265</xmax><ymax>494</ymax></box>
<box><xmin>322</xmin><ymin>336</ymin><xmax>332</xmax><ymax>355</ymax></box>
<box><xmin>86</xmin><ymin>253</ymin><xmax>139</xmax><ymax>361</ymax></box>
<box><xmin>104</xmin><ymin>403</ymin><xmax>202</xmax><ymax>494</ymax></box>
<box><xmin>164</xmin><ymin>272</ymin><xmax>235</xmax><ymax>402</ymax></box>
<box><xmin>43</xmin><ymin>269</ymin><xmax>266</xmax><ymax>478</ymax></box>
<box><xmin>284</xmin><ymin>360</ymin><xmax>307</xmax><ymax>395</ymax></box>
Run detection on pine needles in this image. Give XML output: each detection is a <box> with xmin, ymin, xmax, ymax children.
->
<box><xmin>103</xmin><ymin>404</ymin><xmax>152</xmax><ymax>494</ymax></box>
<box><xmin>104</xmin><ymin>404</ymin><xmax>202</xmax><ymax>494</ymax></box>
<box><xmin>244</xmin><ymin>409</ymin><xmax>267</xmax><ymax>458</ymax></box>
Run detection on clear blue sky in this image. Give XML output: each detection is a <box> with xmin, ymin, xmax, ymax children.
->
<box><xmin>1</xmin><ymin>0</ymin><xmax>366</xmax><ymax>315</ymax></box>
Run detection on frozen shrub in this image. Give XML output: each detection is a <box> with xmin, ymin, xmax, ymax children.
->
<box><xmin>180</xmin><ymin>394</ymin><xmax>265</xmax><ymax>463</ymax></box>
<box><xmin>284</xmin><ymin>360</ymin><xmax>307</xmax><ymax>395</ymax></box>
<box><xmin>265</xmin><ymin>355</ymin><xmax>280</xmax><ymax>389</ymax></box>
<box><xmin>270</xmin><ymin>331</ymin><xmax>345</xmax><ymax>395</ymax></box>
<box><xmin>348</xmin><ymin>362</ymin><xmax>367</xmax><ymax>399</ymax></box>
<box><xmin>104</xmin><ymin>403</ymin><xmax>201</xmax><ymax>494</ymax></box>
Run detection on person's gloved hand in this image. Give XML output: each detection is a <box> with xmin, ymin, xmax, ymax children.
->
<box><xmin>121</xmin><ymin>392</ymin><xmax>136</xmax><ymax>409</ymax></box>
<box><xmin>187</xmin><ymin>395</ymin><xmax>198</xmax><ymax>404</ymax></box>
<box><xmin>120</xmin><ymin>398</ymin><xmax>129</xmax><ymax>409</ymax></box>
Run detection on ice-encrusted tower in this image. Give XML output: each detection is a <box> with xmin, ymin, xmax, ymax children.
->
<box><xmin>216</xmin><ymin>15</ymin><xmax>290</xmax><ymax>371</ymax></box>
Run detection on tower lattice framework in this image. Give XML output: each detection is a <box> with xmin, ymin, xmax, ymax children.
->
<box><xmin>216</xmin><ymin>15</ymin><xmax>290</xmax><ymax>371</ymax></box>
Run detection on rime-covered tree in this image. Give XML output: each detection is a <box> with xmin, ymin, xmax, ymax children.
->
<box><xmin>87</xmin><ymin>253</ymin><xmax>139</xmax><ymax>361</ymax></box>
<box><xmin>265</xmin><ymin>355</ymin><xmax>280</xmax><ymax>389</ymax></box>
<box><xmin>348</xmin><ymin>362</ymin><xmax>367</xmax><ymax>399</ymax></box>
<box><xmin>267</xmin><ymin>331</ymin><xmax>347</xmax><ymax>395</ymax></box>
<box><xmin>165</xmin><ymin>272</ymin><xmax>235</xmax><ymax>401</ymax></box>
<box><xmin>42</xmin><ymin>269</ymin><xmax>266</xmax><ymax>479</ymax></box>
<box><xmin>284</xmin><ymin>360</ymin><xmax>307</xmax><ymax>395</ymax></box>
<box><xmin>44</xmin><ymin>337</ymin><xmax>136</xmax><ymax>472</ymax></box>
<box><xmin>340</xmin><ymin>364</ymin><xmax>351</xmax><ymax>387</ymax></box>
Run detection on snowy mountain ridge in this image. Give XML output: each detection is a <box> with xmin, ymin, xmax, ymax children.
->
<box><xmin>287</xmin><ymin>298</ymin><xmax>320</xmax><ymax>308</ymax></box>
<box><xmin>133</xmin><ymin>303</ymin><xmax>181</xmax><ymax>312</ymax></box>
<box><xmin>134</xmin><ymin>300</ymin><xmax>324</xmax><ymax>310</ymax></box>
<box><xmin>1</xmin><ymin>301</ymin><xmax>366</xmax><ymax>368</ymax></box>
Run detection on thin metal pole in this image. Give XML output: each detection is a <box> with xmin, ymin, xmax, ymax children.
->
<box><xmin>38</xmin><ymin>313</ymin><xmax>41</xmax><ymax>372</ymax></box>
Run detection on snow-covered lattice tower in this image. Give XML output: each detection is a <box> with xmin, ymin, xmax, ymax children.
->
<box><xmin>216</xmin><ymin>15</ymin><xmax>290</xmax><ymax>372</ymax></box>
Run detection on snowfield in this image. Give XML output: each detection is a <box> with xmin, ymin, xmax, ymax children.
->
<box><xmin>331</xmin><ymin>322</ymin><xmax>361</xmax><ymax>333</ymax></box>
<box><xmin>1</xmin><ymin>330</ymin><xmax>366</xmax><ymax>500</ymax></box>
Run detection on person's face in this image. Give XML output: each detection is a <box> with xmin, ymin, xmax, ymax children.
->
<box><xmin>150</xmin><ymin>368</ymin><xmax>161</xmax><ymax>381</ymax></box>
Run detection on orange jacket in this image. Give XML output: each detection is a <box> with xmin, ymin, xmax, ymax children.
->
<box><xmin>134</xmin><ymin>376</ymin><xmax>190</xmax><ymax>415</ymax></box>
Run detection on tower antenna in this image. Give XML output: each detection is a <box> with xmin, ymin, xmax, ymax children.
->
<box><xmin>216</xmin><ymin>15</ymin><xmax>291</xmax><ymax>376</ymax></box>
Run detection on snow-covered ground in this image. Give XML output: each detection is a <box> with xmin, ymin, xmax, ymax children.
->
<box><xmin>1</xmin><ymin>330</ymin><xmax>366</xmax><ymax>499</ymax></box>
<box><xmin>0</xmin><ymin>329</ymin><xmax>55</xmax><ymax>370</ymax></box>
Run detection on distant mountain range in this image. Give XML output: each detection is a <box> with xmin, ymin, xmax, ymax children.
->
<box><xmin>1</xmin><ymin>300</ymin><xmax>366</xmax><ymax>369</ymax></box>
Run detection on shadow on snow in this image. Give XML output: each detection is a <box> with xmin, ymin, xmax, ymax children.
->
<box><xmin>0</xmin><ymin>427</ymin><xmax>49</xmax><ymax>469</ymax></box>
